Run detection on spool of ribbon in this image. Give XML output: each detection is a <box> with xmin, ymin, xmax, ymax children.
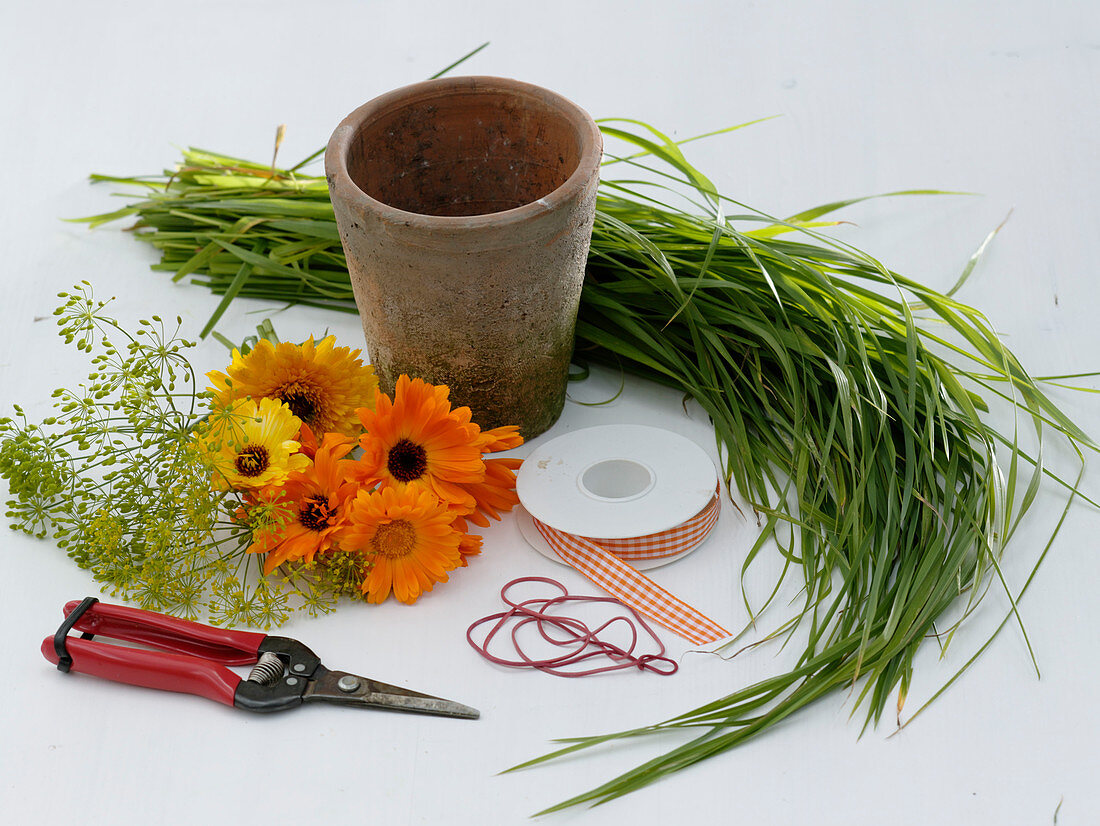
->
<box><xmin>516</xmin><ymin>425</ymin><xmax>732</xmax><ymax>647</ymax></box>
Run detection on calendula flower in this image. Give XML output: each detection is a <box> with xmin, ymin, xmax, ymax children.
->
<box><xmin>477</xmin><ymin>425</ymin><xmax>524</xmax><ymax>453</ymax></box>
<box><xmin>296</xmin><ymin>422</ymin><xmax>320</xmax><ymax>461</ymax></box>
<box><xmin>354</xmin><ymin>376</ymin><xmax>486</xmax><ymax>510</ymax></box>
<box><xmin>450</xmin><ymin>513</ymin><xmax>483</xmax><ymax>568</ymax></box>
<box><xmin>464</xmin><ymin>457</ymin><xmax>524</xmax><ymax>528</ymax></box>
<box><xmin>340</xmin><ymin>485</ymin><xmax>463</xmax><ymax>604</ymax></box>
<box><xmin>450</xmin><ymin>424</ymin><xmax>524</xmax><ymax>526</ymax></box>
<box><xmin>207</xmin><ymin>336</ymin><xmax>378</xmax><ymax>437</ymax></box>
<box><xmin>202</xmin><ymin>397</ymin><xmax>310</xmax><ymax>490</ymax></box>
<box><xmin>247</xmin><ymin>432</ymin><xmax>358</xmax><ymax>573</ymax></box>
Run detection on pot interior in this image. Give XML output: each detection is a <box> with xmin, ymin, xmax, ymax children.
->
<box><xmin>345</xmin><ymin>86</ymin><xmax>585</xmax><ymax>217</ymax></box>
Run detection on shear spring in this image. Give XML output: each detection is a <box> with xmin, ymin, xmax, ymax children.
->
<box><xmin>246</xmin><ymin>652</ymin><xmax>285</xmax><ymax>685</ymax></box>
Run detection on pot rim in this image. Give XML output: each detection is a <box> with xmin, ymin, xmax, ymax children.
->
<box><xmin>325</xmin><ymin>75</ymin><xmax>603</xmax><ymax>230</ymax></box>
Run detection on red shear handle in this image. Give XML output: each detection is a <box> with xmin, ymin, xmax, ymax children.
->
<box><xmin>63</xmin><ymin>600</ymin><xmax>267</xmax><ymax>666</ymax></box>
<box><xmin>40</xmin><ymin>636</ymin><xmax>241</xmax><ymax>707</ymax></box>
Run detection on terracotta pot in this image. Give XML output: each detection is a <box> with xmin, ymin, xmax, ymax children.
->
<box><xmin>325</xmin><ymin>76</ymin><xmax>602</xmax><ymax>438</ymax></box>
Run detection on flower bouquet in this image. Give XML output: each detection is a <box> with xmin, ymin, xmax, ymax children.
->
<box><xmin>0</xmin><ymin>284</ymin><xmax>522</xmax><ymax>625</ymax></box>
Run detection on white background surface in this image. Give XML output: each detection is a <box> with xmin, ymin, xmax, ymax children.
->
<box><xmin>2</xmin><ymin>1</ymin><xmax>1099</xmax><ymax>824</ymax></box>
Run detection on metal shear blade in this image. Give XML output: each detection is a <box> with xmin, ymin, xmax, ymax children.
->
<box><xmin>304</xmin><ymin>666</ymin><xmax>480</xmax><ymax>719</ymax></box>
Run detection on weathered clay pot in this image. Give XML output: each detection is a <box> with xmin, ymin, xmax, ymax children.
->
<box><xmin>325</xmin><ymin>76</ymin><xmax>602</xmax><ymax>437</ymax></box>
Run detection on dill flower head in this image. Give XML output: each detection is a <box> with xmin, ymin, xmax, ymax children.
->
<box><xmin>339</xmin><ymin>484</ymin><xmax>464</xmax><ymax>604</ymax></box>
<box><xmin>247</xmin><ymin>432</ymin><xmax>358</xmax><ymax>573</ymax></box>
<box><xmin>207</xmin><ymin>335</ymin><xmax>378</xmax><ymax>437</ymax></box>
<box><xmin>201</xmin><ymin>396</ymin><xmax>310</xmax><ymax>490</ymax></box>
<box><xmin>354</xmin><ymin>375</ymin><xmax>487</xmax><ymax>509</ymax></box>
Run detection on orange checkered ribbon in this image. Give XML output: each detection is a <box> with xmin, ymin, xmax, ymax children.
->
<box><xmin>531</xmin><ymin>488</ymin><xmax>731</xmax><ymax>646</ymax></box>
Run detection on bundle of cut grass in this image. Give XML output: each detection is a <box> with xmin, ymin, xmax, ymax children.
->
<box><xmin>78</xmin><ymin>119</ymin><xmax>1093</xmax><ymax>813</ymax></box>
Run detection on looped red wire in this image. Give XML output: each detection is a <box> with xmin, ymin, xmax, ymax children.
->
<box><xmin>466</xmin><ymin>577</ymin><xmax>678</xmax><ymax>677</ymax></box>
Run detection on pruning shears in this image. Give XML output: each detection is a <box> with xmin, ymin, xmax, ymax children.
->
<box><xmin>41</xmin><ymin>597</ymin><xmax>479</xmax><ymax>719</ymax></box>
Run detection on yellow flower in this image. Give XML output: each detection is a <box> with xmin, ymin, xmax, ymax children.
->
<box><xmin>207</xmin><ymin>336</ymin><xmax>378</xmax><ymax>437</ymax></box>
<box><xmin>202</xmin><ymin>397</ymin><xmax>310</xmax><ymax>490</ymax></box>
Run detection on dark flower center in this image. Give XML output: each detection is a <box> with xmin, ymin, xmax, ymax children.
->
<box><xmin>298</xmin><ymin>494</ymin><xmax>333</xmax><ymax>532</ymax></box>
<box><xmin>387</xmin><ymin>438</ymin><xmax>428</xmax><ymax>482</ymax></box>
<box><xmin>278</xmin><ymin>383</ymin><xmax>320</xmax><ymax>425</ymax></box>
<box><xmin>235</xmin><ymin>445</ymin><xmax>270</xmax><ymax>477</ymax></box>
<box><xmin>370</xmin><ymin>519</ymin><xmax>416</xmax><ymax>558</ymax></box>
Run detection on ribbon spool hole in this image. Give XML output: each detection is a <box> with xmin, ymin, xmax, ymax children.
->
<box><xmin>578</xmin><ymin>458</ymin><xmax>655</xmax><ymax>502</ymax></box>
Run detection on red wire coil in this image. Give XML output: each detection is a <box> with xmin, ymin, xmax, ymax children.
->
<box><xmin>466</xmin><ymin>577</ymin><xmax>678</xmax><ymax>677</ymax></box>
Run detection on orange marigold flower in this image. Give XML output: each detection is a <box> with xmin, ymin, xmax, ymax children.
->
<box><xmin>247</xmin><ymin>432</ymin><xmax>358</xmax><ymax>574</ymax></box>
<box><xmin>207</xmin><ymin>335</ymin><xmax>377</xmax><ymax>437</ymax></box>
<box><xmin>466</xmin><ymin>425</ymin><xmax>524</xmax><ymax>525</ymax></box>
<box><xmin>450</xmin><ymin>514</ymin><xmax>484</xmax><ymax>568</ymax></box>
<box><xmin>340</xmin><ymin>485</ymin><xmax>463</xmax><ymax>604</ymax></box>
<box><xmin>296</xmin><ymin>422</ymin><xmax>320</xmax><ymax>461</ymax></box>
<box><xmin>354</xmin><ymin>376</ymin><xmax>486</xmax><ymax>510</ymax></box>
<box><xmin>478</xmin><ymin>425</ymin><xmax>524</xmax><ymax>452</ymax></box>
<box><xmin>464</xmin><ymin>457</ymin><xmax>523</xmax><ymax>528</ymax></box>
